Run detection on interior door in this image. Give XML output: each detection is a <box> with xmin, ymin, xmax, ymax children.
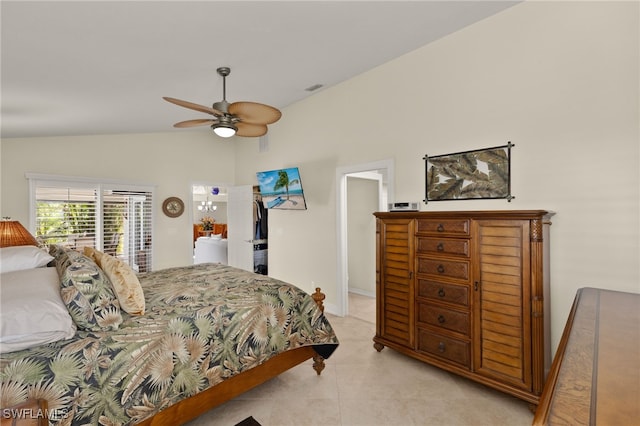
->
<box><xmin>227</xmin><ymin>185</ymin><xmax>254</xmax><ymax>271</ymax></box>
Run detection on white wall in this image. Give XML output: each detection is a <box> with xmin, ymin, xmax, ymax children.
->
<box><xmin>1</xmin><ymin>1</ymin><xmax>638</xmax><ymax>354</ymax></box>
<box><xmin>0</xmin><ymin>132</ymin><xmax>236</xmax><ymax>269</ymax></box>
<box><xmin>233</xmin><ymin>1</ymin><xmax>639</xmax><ymax>352</ymax></box>
<box><xmin>347</xmin><ymin>176</ymin><xmax>378</xmax><ymax>297</ymax></box>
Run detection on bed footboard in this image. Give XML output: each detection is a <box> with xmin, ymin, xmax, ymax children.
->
<box><xmin>137</xmin><ymin>345</ymin><xmax>321</xmax><ymax>425</ymax></box>
<box><xmin>136</xmin><ymin>287</ymin><xmax>330</xmax><ymax>425</ymax></box>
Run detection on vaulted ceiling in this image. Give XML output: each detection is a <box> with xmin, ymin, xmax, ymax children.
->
<box><xmin>1</xmin><ymin>1</ymin><xmax>519</xmax><ymax>139</ymax></box>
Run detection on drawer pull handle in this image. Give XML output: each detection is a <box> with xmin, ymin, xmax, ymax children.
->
<box><xmin>438</xmin><ymin>288</ymin><xmax>446</xmax><ymax>298</ymax></box>
<box><xmin>438</xmin><ymin>315</ymin><xmax>446</xmax><ymax>324</ymax></box>
<box><xmin>438</xmin><ymin>342</ymin><xmax>446</xmax><ymax>353</ymax></box>
<box><xmin>437</xmin><ymin>224</ymin><xmax>445</xmax><ymax>232</ymax></box>
<box><xmin>436</xmin><ymin>243</ymin><xmax>444</xmax><ymax>252</ymax></box>
<box><xmin>437</xmin><ymin>264</ymin><xmax>445</xmax><ymax>273</ymax></box>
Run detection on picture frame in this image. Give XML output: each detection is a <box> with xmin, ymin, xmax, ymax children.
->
<box><xmin>424</xmin><ymin>142</ymin><xmax>514</xmax><ymax>203</ymax></box>
<box><xmin>256</xmin><ymin>167</ymin><xmax>308</xmax><ymax>210</ymax></box>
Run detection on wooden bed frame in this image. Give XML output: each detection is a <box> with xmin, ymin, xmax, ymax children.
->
<box><xmin>137</xmin><ymin>345</ymin><xmax>323</xmax><ymax>425</ymax></box>
<box><xmin>136</xmin><ymin>287</ymin><xmax>329</xmax><ymax>425</ymax></box>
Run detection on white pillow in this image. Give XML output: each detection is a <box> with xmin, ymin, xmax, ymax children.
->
<box><xmin>0</xmin><ymin>245</ymin><xmax>54</xmax><ymax>273</ymax></box>
<box><xmin>0</xmin><ymin>267</ymin><xmax>76</xmax><ymax>353</ymax></box>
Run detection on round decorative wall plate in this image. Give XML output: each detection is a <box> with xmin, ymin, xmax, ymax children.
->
<box><xmin>162</xmin><ymin>197</ymin><xmax>184</xmax><ymax>218</ymax></box>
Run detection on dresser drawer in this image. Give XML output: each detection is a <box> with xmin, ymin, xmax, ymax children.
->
<box><xmin>418</xmin><ymin>303</ymin><xmax>470</xmax><ymax>336</ymax></box>
<box><xmin>417</xmin><ymin>219</ymin><xmax>469</xmax><ymax>236</ymax></box>
<box><xmin>417</xmin><ymin>258</ymin><xmax>469</xmax><ymax>281</ymax></box>
<box><xmin>418</xmin><ymin>280</ymin><xmax>469</xmax><ymax>306</ymax></box>
<box><xmin>417</xmin><ymin>329</ymin><xmax>470</xmax><ymax>368</ymax></box>
<box><xmin>416</xmin><ymin>237</ymin><xmax>470</xmax><ymax>257</ymax></box>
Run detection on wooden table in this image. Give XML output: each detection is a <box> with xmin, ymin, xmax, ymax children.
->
<box><xmin>533</xmin><ymin>287</ymin><xmax>640</xmax><ymax>425</ymax></box>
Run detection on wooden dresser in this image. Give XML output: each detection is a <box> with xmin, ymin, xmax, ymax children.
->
<box><xmin>373</xmin><ymin>210</ymin><xmax>552</xmax><ymax>405</ymax></box>
<box><xmin>533</xmin><ymin>287</ymin><xmax>640</xmax><ymax>425</ymax></box>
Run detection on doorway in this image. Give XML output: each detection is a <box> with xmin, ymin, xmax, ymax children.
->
<box><xmin>191</xmin><ymin>184</ymin><xmax>229</xmax><ymax>263</ymax></box>
<box><xmin>336</xmin><ymin>159</ymin><xmax>394</xmax><ymax>317</ymax></box>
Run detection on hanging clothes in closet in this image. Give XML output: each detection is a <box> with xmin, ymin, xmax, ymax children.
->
<box><xmin>253</xmin><ymin>195</ymin><xmax>268</xmax><ymax>275</ymax></box>
<box><xmin>253</xmin><ymin>197</ymin><xmax>268</xmax><ymax>240</ymax></box>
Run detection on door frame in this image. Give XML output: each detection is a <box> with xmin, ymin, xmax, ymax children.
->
<box><xmin>335</xmin><ymin>159</ymin><xmax>394</xmax><ymax>316</ymax></box>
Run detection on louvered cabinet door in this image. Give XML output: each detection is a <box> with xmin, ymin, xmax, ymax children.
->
<box><xmin>374</xmin><ymin>217</ymin><xmax>415</xmax><ymax>349</ymax></box>
<box><xmin>472</xmin><ymin>219</ymin><xmax>533</xmax><ymax>392</ymax></box>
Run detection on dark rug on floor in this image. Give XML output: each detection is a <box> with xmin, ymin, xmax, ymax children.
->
<box><xmin>234</xmin><ymin>416</ymin><xmax>261</xmax><ymax>426</ymax></box>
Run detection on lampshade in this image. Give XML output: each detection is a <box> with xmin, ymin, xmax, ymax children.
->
<box><xmin>0</xmin><ymin>220</ymin><xmax>39</xmax><ymax>248</ymax></box>
<box><xmin>213</xmin><ymin>124</ymin><xmax>236</xmax><ymax>138</ymax></box>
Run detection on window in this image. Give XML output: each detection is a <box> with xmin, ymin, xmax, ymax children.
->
<box><xmin>28</xmin><ymin>174</ymin><xmax>154</xmax><ymax>272</ymax></box>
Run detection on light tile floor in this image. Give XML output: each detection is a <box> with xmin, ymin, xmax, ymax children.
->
<box><xmin>186</xmin><ymin>293</ymin><xmax>534</xmax><ymax>426</ymax></box>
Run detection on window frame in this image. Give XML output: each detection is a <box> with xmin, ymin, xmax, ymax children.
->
<box><xmin>27</xmin><ymin>173</ymin><xmax>155</xmax><ymax>271</ymax></box>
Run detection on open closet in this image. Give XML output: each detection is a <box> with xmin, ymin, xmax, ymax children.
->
<box><xmin>253</xmin><ymin>187</ymin><xmax>268</xmax><ymax>275</ymax></box>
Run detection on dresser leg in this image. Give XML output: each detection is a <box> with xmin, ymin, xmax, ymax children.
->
<box><xmin>373</xmin><ymin>341</ymin><xmax>385</xmax><ymax>352</ymax></box>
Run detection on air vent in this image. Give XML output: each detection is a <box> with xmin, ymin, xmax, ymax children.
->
<box><xmin>305</xmin><ymin>84</ymin><xmax>324</xmax><ymax>92</ymax></box>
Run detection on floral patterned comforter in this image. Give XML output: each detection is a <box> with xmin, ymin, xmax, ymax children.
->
<box><xmin>0</xmin><ymin>263</ymin><xmax>338</xmax><ymax>425</ymax></box>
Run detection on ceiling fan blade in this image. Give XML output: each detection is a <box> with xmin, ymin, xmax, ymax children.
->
<box><xmin>236</xmin><ymin>122</ymin><xmax>268</xmax><ymax>137</ymax></box>
<box><xmin>163</xmin><ymin>97</ymin><xmax>223</xmax><ymax>116</ymax></box>
<box><xmin>229</xmin><ymin>101</ymin><xmax>282</xmax><ymax>125</ymax></box>
<box><xmin>174</xmin><ymin>119</ymin><xmax>217</xmax><ymax>128</ymax></box>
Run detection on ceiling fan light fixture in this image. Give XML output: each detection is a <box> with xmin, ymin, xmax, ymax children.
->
<box><xmin>212</xmin><ymin>123</ymin><xmax>237</xmax><ymax>138</ymax></box>
<box><xmin>164</xmin><ymin>66</ymin><xmax>281</xmax><ymax>138</ymax></box>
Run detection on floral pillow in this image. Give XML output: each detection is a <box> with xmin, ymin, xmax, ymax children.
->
<box><xmin>50</xmin><ymin>245</ymin><xmax>123</xmax><ymax>331</ymax></box>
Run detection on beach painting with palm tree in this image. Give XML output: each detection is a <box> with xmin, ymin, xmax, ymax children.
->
<box><xmin>256</xmin><ymin>167</ymin><xmax>308</xmax><ymax>210</ymax></box>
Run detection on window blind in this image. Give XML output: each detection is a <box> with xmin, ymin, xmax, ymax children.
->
<box><xmin>30</xmin><ymin>177</ymin><xmax>154</xmax><ymax>272</ymax></box>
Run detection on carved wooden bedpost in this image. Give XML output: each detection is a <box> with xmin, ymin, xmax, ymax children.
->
<box><xmin>312</xmin><ymin>287</ymin><xmax>325</xmax><ymax>312</ymax></box>
<box><xmin>311</xmin><ymin>287</ymin><xmax>326</xmax><ymax>375</ymax></box>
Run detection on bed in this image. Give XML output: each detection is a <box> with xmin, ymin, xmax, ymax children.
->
<box><xmin>0</xmin><ymin>244</ymin><xmax>338</xmax><ymax>425</ymax></box>
<box><xmin>193</xmin><ymin>236</ymin><xmax>228</xmax><ymax>265</ymax></box>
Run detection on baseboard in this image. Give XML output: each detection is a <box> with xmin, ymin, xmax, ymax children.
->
<box><xmin>348</xmin><ymin>288</ymin><xmax>375</xmax><ymax>298</ymax></box>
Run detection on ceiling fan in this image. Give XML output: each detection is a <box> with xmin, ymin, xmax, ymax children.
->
<box><xmin>163</xmin><ymin>67</ymin><xmax>281</xmax><ymax>138</ymax></box>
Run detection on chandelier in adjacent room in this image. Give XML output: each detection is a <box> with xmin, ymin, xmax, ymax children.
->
<box><xmin>198</xmin><ymin>200</ymin><xmax>217</xmax><ymax>212</ymax></box>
